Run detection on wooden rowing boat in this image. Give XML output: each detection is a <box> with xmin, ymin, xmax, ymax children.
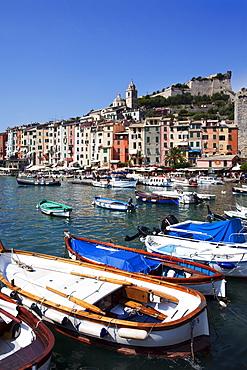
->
<box><xmin>0</xmin><ymin>241</ymin><xmax>210</xmax><ymax>358</ymax></box>
<box><xmin>37</xmin><ymin>199</ymin><xmax>73</xmax><ymax>217</ymax></box>
<box><xmin>135</xmin><ymin>191</ymin><xmax>179</xmax><ymax>205</ymax></box>
<box><xmin>0</xmin><ymin>292</ymin><xmax>54</xmax><ymax>370</ymax></box>
<box><xmin>93</xmin><ymin>196</ymin><xmax>137</xmax><ymax>212</ymax></box>
<box><xmin>16</xmin><ymin>178</ymin><xmax>61</xmax><ymax>186</ymax></box>
<box><xmin>64</xmin><ymin>231</ymin><xmax>226</xmax><ymax>297</ymax></box>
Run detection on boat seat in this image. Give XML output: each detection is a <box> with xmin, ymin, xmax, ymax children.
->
<box><xmin>119</xmin><ymin>298</ymin><xmax>167</xmax><ymax>321</ymax></box>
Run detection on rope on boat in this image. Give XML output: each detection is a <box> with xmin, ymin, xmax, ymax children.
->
<box><xmin>212</xmin><ymin>281</ymin><xmax>227</xmax><ymax>308</ymax></box>
<box><xmin>190</xmin><ymin>320</ymin><xmax>195</xmax><ymax>361</ymax></box>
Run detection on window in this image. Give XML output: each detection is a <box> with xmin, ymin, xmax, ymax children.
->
<box><xmin>147</xmin><ymin>137</ymin><xmax>150</xmax><ymax>143</ymax></box>
<box><xmin>107</xmin><ymin>141</ymin><xmax>110</xmax><ymax>146</ymax></box>
<box><xmin>228</xmin><ymin>135</ymin><xmax>232</xmax><ymax>141</ymax></box>
<box><xmin>196</xmin><ymin>142</ymin><xmax>200</xmax><ymax>147</ymax></box>
<box><xmin>219</xmin><ymin>136</ymin><xmax>225</xmax><ymax>140</ymax></box>
<box><xmin>117</xmin><ymin>141</ymin><xmax>120</xmax><ymax>145</ymax></box>
<box><xmin>103</xmin><ymin>148</ymin><xmax>107</xmax><ymax>153</ymax></box>
<box><xmin>213</xmin><ymin>143</ymin><xmax>217</xmax><ymax>148</ymax></box>
<box><xmin>163</xmin><ymin>142</ymin><xmax>167</xmax><ymax>147</ymax></box>
<box><xmin>155</xmin><ymin>137</ymin><xmax>159</xmax><ymax>143</ymax></box>
<box><xmin>197</xmin><ymin>132</ymin><xmax>200</xmax><ymax>137</ymax></box>
<box><xmin>133</xmin><ymin>142</ymin><xmax>136</xmax><ymax>149</ymax></box>
<box><xmin>202</xmin><ymin>135</ymin><xmax>208</xmax><ymax>140</ymax></box>
<box><xmin>170</xmin><ymin>134</ymin><xmax>173</xmax><ymax>139</ymax></box>
<box><xmin>190</xmin><ymin>132</ymin><xmax>193</xmax><ymax>138</ymax></box>
<box><xmin>204</xmin><ymin>143</ymin><xmax>207</xmax><ymax>149</ymax></box>
<box><xmin>163</xmin><ymin>134</ymin><xmax>167</xmax><ymax>140</ymax></box>
<box><xmin>213</xmin><ymin>135</ymin><xmax>216</xmax><ymax>140</ymax></box>
<box><xmin>190</xmin><ymin>142</ymin><xmax>194</xmax><ymax>147</ymax></box>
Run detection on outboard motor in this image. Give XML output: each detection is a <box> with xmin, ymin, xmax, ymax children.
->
<box><xmin>160</xmin><ymin>214</ymin><xmax>179</xmax><ymax>233</ymax></box>
<box><xmin>192</xmin><ymin>192</ymin><xmax>203</xmax><ymax>204</ymax></box>
<box><xmin>137</xmin><ymin>226</ymin><xmax>152</xmax><ymax>237</ymax></box>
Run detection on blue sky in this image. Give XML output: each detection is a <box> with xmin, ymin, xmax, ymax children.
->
<box><xmin>0</xmin><ymin>0</ymin><xmax>246</xmax><ymax>131</ymax></box>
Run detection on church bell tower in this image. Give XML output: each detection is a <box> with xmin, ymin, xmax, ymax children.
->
<box><xmin>126</xmin><ymin>81</ymin><xmax>138</xmax><ymax>109</ymax></box>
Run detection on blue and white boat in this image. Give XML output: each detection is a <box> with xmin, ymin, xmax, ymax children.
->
<box><xmin>142</xmin><ymin>217</ymin><xmax>247</xmax><ymax>277</ymax></box>
<box><xmin>64</xmin><ymin>231</ymin><xmax>226</xmax><ymax>297</ymax></box>
<box><xmin>93</xmin><ymin>196</ymin><xmax>137</xmax><ymax>212</ymax></box>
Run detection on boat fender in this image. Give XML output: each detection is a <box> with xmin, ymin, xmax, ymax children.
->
<box><xmin>1</xmin><ymin>287</ymin><xmax>21</xmax><ymax>302</ymax></box>
<box><xmin>100</xmin><ymin>328</ymin><xmax>109</xmax><ymax>338</ymax></box>
<box><xmin>44</xmin><ymin>309</ymin><xmax>69</xmax><ymax>325</ymax></box>
<box><xmin>30</xmin><ymin>303</ymin><xmax>43</xmax><ymax>318</ymax></box>
<box><xmin>76</xmin><ymin>322</ymin><xmax>109</xmax><ymax>338</ymax></box>
<box><xmin>118</xmin><ymin>328</ymin><xmax>148</xmax><ymax>340</ymax></box>
<box><xmin>217</xmin><ymin>262</ymin><xmax>236</xmax><ymax>269</ymax></box>
<box><xmin>11</xmin><ymin>322</ymin><xmax>21</xmax><ymax>339</ymax></box>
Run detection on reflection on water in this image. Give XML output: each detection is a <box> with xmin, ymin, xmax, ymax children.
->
<box><xmin>0</xmin><ymin>176</ymin><xmax>246</xmax><ymax>369</ymax></box>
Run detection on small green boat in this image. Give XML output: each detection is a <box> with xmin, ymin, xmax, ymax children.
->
<box><xmin>37</xmin><ymin>199</ymin><xmax>72</xmax><ymax>217</ymax></box>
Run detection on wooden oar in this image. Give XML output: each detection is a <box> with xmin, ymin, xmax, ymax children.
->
<box><xmin>46</xmin><ymin>286</ymin><xmax>105</xmax><ymax>315</ymax></box>
<box><xmin>70</xmin><ymin>271</ymin><xmax>132</xmax><ymax>286</ymax></box>
<box><xmin>119</xmin><ymin>298</ymin><xmax>167</xmax><ymax>321</ymax></box>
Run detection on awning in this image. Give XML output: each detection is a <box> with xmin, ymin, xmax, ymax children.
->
<box><xmin>27</xmin><ymin>165</ymin><xmax>47</xmax><ymax>171</ymax></box>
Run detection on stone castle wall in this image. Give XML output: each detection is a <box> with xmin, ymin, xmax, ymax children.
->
<box><xmin>152</xmin><ymin>71</ymin><xmax>234</xmax><ymax>99</ymax></box>
<box><xmin>235</xmin><ymin>88</ymin><xmax>247</xmax><ymax>157</ymax></box>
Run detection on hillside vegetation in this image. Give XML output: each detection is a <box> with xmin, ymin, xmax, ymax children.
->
<box><xmin>138</xmin><ymin>92</ymin><xmax>234</xmax><ymax>120</ymax></box>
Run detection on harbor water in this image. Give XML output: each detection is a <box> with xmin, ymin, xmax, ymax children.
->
<box><xmin>0</xmin><ymin>176</ymin><xmax>246</xmax><ymax>369</ymax></box>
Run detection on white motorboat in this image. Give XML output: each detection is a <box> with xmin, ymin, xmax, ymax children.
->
<box><xmin>109</xmin><ymin>175</ymin><xmax>138</xmax><ymax>188</ymax></box>
<box><xmin>92</xmin><ymin>180</ymin><xmax>110</xmax><ymax>188</ymax></box>
<box><xmin>224</xmin><ymin>203</ymin><xmax>247</xmax><ymax>220</ymax></box>
<box><xmin>143</xmin><ymin>176</ymin><xmax>173</xmax><ymax>187</ymax></box>
<box><xmin>140</xmin><ymin>216</ymin><xmax>247</xmax><ymax>277</ymax></box>
<box><xmin>144</xmin><ymin>234</ymin><xmax>247</xmax><ymax>277</ymax></box>
<box><xmin>153</xmin><ymin>189</ymin><xmax>204</xmax><ymax>204</ymax></box>
<box><xmin>197</xmin><ymin>176</ymin><xmax>224</xmax><ymax>185</ymax></box>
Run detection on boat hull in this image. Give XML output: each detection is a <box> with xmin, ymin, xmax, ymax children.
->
<box><xmin>38</xmin><ymin>200</ymin><xmax>72</xmax><ymax>217</ymax></box>
<box><xmin>135</xmin><ymin>191</ymin><xmax>179</xmax><ymax>205</ymax></box>
<box><xmin>145</xmin><ymin>234</ymin><xmax>247</xmax><ymax>277</ymax></box>
<box><xmin>0</xmin><ymin>293</ymin><xmax>54</xmax><ymax>370</ymax></box>
<box><xmin>17</xmin><ymin>179</ymin><xmax>61</xmax><ymax>186</ymax></box>
<box><xmin>65</xmin><ymin>233</ymin><xmax>226</xmax><ymax>297</ymax></box>
<box><xmin>0</xmin><ymin>247</ymin><xmax>210</xmax><ymax>358</ymax></box>
<box><xmin>232</xmin><ymin>187</ymin><xmax>247</xmax><ymax>194</ymax></box>
<box><xmin>93</xmin><ymin>197</ymin><xmax>137</xmax><ymax>212</ymax></box>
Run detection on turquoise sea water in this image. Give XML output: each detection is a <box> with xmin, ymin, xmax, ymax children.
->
<box><xmin>0</xmin><ymin>176</ymin><xmax>246</xmax><ymax>370</ymax></box>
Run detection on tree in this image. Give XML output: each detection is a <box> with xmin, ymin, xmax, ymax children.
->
<box><xmin>240</xmin><ymin>162</ymin><xmax>247</xmax><ymax>172</ymax></box>
<box><xmin>164</xmin><ymin>147</ymin><xmax>187</xmax><ymax>169</ymax></box>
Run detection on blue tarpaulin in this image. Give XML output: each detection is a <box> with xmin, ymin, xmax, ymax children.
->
<box><xmin>70</xmin><ymin>239</ymin><xmax>161</xmax><ymax>273</ymax></box>
<box><xmin>169</xmin><ymin>218</ymin><xmax>245</xmax><ymax>243</ymax></box>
